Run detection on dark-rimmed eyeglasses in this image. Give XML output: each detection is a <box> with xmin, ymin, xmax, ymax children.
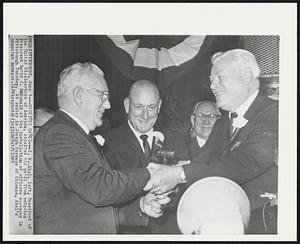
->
<box><xmin>193</xmin><ymin>113</ymin><xmax>221</xmax><ymax>120</ymax></box>
<box><xmin>82</xmin><ymin>87</ymin><xmax>110</xmax><ymax>101</ymax></box>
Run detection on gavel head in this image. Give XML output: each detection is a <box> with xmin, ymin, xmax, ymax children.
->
<box><xmin>156</xmin><ymin>149</ymin><xmax>175</xmax><ymax>158</ymax></box>
<box><xmin>177</xmin><ymin>177</ymin><xmax>250</xmax><ymax>234</ymax></box>
<box><xmin>156</xmin><ymin>150</ymin><xmax>175</xmax><ymax>165</ymax></box>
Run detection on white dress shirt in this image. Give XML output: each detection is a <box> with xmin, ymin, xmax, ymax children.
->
<box><xmin>229</xmin><ymin>89</ymin><xmax>259</xmax><ymax>118</ymax></box>
<box><xmin>196</xmin><ymin>136</ymin><xmax>207</xmax><ymax>148</ymax></box>
<box><xmin>128</xmin><ymin>121</ymin><xmax>154</xmax><ymax>153</ymax></box>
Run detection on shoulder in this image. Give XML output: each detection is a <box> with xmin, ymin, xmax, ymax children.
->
<box><xmin>255</xmin><ymin>95</ymin><xmax>278</xmax><ymax>122</ymax></box>
<box><xmin>38</xmin><ymin>114</ymin><xmax>83</xmax><ymax>143</ymax></box>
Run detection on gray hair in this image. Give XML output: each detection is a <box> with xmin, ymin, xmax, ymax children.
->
<box><xmin>57</xmin><ymin>62</ymin><xmax>104</xmax><ymax>106</ymax></box>
<box><xmin>192</xmin><ymin>100</ymin><xmax>220</xmax><ymax>116</ymax></box>
<box><xmin>211</xmin><ymin>49</ymin><xmax>260</xmax><ymax>79</ymax></box>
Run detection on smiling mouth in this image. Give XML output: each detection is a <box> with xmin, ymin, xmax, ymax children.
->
<box><xmin>213</xmin><ymin>90</ymin><xmax>223</xmax><ymax>96</ymax></box>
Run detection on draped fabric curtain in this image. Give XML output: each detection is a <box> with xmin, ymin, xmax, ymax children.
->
<box><xmin>34</xmin><ymin>35</ymin><xmax>241</xmax><ymax>134</ymax></box>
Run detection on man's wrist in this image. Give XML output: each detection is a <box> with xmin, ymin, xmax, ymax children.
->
<box><xmin>139</xmin><ymin>197</ymin><xmax>145</xmax><ymax>214</ymax></box>
<box><xmin>178</xmin><ymin>166</ymin><xmax>187</xmax><ymax>183</ymax></box>
<box><xmin>138</xmin><ymin>197</ymin><xmax>149</xmax><ymax>224</ymax></box>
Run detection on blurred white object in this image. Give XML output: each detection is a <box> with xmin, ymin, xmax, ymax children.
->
<box><xmin>177</xmin><ymin>177</ymin><xmax>250</xmax><ymax>234</ymax></box>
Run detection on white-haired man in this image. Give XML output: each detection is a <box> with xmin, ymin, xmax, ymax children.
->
<box><xmin>34</xmin><ymin>62</ymin><xmax>170</xmax><ymax>234</ymax></box>
<box><xmin>145</xmin><ymin>49</ymin><xmax>278</xmax><ymax>234</ymax></box>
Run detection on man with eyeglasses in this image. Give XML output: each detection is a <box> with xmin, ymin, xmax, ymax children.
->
<box><xmin>34</xmin><ymin>62</ymin><xmax>170</xmax><ymax>234</ymax></box>
<box><xmin>144</xmin><ymin>49</ymin><xmax>278</xmax><ymax>234</ymax></box>
<box><xmin>188</xmin><ymin>101</ymin><xmax>221</xmax><ymax>158</ymax></box>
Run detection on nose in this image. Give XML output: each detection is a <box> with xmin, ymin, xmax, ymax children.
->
<box><xmin>141</xmin><ymin>108</ymin><xmax>149</xmax><ymax>120</ymax></box>
<box><xmin>103</xmin><ymin>99</ymin><xmax>111</xmax><ymax>109</ymax></box>
<box><xmin>210</xmin><ymin>79</ymin><xmax>218</xmax><ymax>91</ymax></box>
<box><xmin>202</xmin><ymin>117</ymin><xmax>212</xmax><ymax>125</ymax></box>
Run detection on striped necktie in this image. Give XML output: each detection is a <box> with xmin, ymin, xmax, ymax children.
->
<box><xmin>140</xmin><ymin>134</ymin><xmax>151</xmax><ymax>162</ymax></box>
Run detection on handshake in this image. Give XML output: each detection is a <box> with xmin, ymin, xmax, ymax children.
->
<box><xmin>139</xmin><ymin>160</ymin><xmax>190</xmax><ymax>218</ymax></box>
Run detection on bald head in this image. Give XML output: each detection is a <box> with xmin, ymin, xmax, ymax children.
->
<box><xmin>125</xmin><ymin>80</ymin><xmax>161</xmax><ymax>134</ymax></box>
<box><xmin>128</xmin><ymin>80</ymin><xmax>160</xmax><ymax>100</ymax></box>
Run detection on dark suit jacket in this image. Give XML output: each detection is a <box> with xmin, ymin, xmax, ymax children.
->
<box><xmin>34</xmin><ymin>110</ymin><xmax>150</xmax><ymax>234</ymax></box>
<box><xmin>188</xmin><ymin>137</ymin><xmax>205</xmax><ymax>159</ymax></box>
<box><xmin>184</xmin><ymin>93</ymin><xmax>278</xmax><ymax>211</ymax></box>
<box><xmin>104</xmin><ymin>123</ymin><xmax>191</xmax><ymax>170</ymax></box>
<box><xmin>104</xmin><ymin>123</ymin><xmax>190</xmax><ymax>233</ymax></box>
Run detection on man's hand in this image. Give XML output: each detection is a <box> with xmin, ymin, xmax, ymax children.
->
<box><xmin>139</xmin><ymin>192</ymin><xmax>170</xmax><ymax>218</ymax></box>
<box><xmin>146</xmin><ymin>162</ymin><xmax>163</xmax><ymax>177</ymax></box>
<box><xmin>176</xmin><ymin>160</ymin><xmax>191</xmax><ymax>166</ymax></box>
<box><xmin>143</xmin><ymin>163</ymin><xmax>184</xmax><ymax>194</ymax></box>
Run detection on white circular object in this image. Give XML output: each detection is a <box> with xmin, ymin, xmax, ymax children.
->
<box><xmin>177</xmin><ymin>177</ymin><xmax>250</xmax><ymax>234</ymax></box>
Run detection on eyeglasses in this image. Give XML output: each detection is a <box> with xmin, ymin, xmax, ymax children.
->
<box><xmin>82</xmin><ymin>87</ymin><xmax>110</xmax><ymax>101</ymax></box>
<box><xmin>193</xmin><ymin>113</ymin><xmax>221</xmax><ymax>120</ymax></box>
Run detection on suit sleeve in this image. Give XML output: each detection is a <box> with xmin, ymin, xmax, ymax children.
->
<box><xmin>118</xmin><ymin>197</ymin><xmax>149</xmax><ymax>227</ymax></box>
<box><xmin>43</xmin><ymin>124</ymin><xmax>150</xmax><ymax>207</ymax></box>
<box><xmin>104</xmin><ymin>134</ymin><xmax>121</xmax><ymax>170</ymax></box>
<box><xmin>184</xmin><ymin>103</ymin><xmax>278</xmax><ymax>185</ymax></box>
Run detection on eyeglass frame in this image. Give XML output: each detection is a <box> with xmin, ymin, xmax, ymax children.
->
<box><xmin>81</xmin><ymin>87</ymin><xmax>110</xmax><ymax>101</ymax></box>
<box><xmin>192</xmin><ymin>112</ymin><xmax>221</xmax><ymax>120</ymax></box>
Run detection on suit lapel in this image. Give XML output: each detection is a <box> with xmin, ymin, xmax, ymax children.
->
<box><xmin>220</xmin><ymin>93</ymin><xmax>267</xmax><ymax>156</ymax></box>
<box><xmin>57</xmin><ymin>110</ymin><xmax>108</xmax><ymax>166</ymax></box>
<box><xmin>124</xmin><ymin>123</ymin><xmax>148</xmax><ymax>166</ymax></box>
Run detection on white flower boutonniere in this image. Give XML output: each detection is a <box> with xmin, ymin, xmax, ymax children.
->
<box><xmin>95</xmin><ymin>135</ymin><xmax>105</xmax><ymax>146</ymax></box>
<box><xmin>153</xmin><ymin>131</ymin><xmax>164</xmax><ymax>143</ymax></box>
<box><xmin>232</xmin><ymin>116</ymin><xmax>248</xmax><ymax>129</ymax></box>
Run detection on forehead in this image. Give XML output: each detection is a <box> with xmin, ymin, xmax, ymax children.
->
<box><xmin>196</xmin><ymin>103</ymin><xmax>217</xmax><ymax>113</ymax></box>
<box><xmin>130</xmin><ymin>86</ymin><xmax>160</xmax><ymax>104</ymax></box>
<box><xmin>211</xmin><ymin>59</ymin><xmax>239</xmax><ymax>75</ymax></box>
<box><xmin>84</xmin><ymin>72</ymin><xmax>108</xmax><ymax>90</ymax></box>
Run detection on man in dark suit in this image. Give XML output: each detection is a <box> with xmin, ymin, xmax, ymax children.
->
<box><xmin>104</xmin><ymin>79</ymin><xmax>190</xmax><ymax>233</ymax></box>
<box><xmin>145</xmin><ymin>49</ymin><xmax>278</xmax><ymax>234</ymax></box>
<box><xmin>34</xmin><ymin>63</ymin><xmax>170</xmax><ymax>234</ymax></box>
<box><xmin>188</xmin><ymin>101</ymin><xmax>221</xmax><ymax>158</ymax></box>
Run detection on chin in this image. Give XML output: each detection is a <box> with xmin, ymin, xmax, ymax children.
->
<box><xmin>95</xmin><ymin>120</ymin><xmax>103</xmax><ymax>128</ymax></box>
<box><xmin>138</xmin><ymin>127</ymin><xmax>151</xmax><ymax>133</ymax></box>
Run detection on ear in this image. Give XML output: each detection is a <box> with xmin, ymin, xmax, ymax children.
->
<box><xmin>157</xmin><ymin>99</ymin><xmax>162</xmax><ymax>113</ymax></box>
<box><xmin>124</xmin><ymin>97</ymin><xmax>130</xmax><ymax>114</ymax></box>
<box><xmin>73</xmin><ymin>86</ymin><xmax>83</xmax><ymax>107</ymax></box>
<box><xmin>191</xmin><ymin>115</ymin><xmax>195</xmax><ymax>127</ymax></box>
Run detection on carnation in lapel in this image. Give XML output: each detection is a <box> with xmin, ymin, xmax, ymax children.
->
<box><xmin>232</xmin><ymin>115</ymin><xmax>248</xmax><ymax>129</ymax></box>
<box><xmin>95</xmin><ymin>135</ymin><xmax>105</xmax><ymax>146</ymax></box>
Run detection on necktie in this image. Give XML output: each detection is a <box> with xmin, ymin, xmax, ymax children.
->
<box><xmin>140</xmin><ymin>134</ymin><xmax>151</xmax><ymax>162</ymax></box>
<box><xmin>229</xmin><ymin>112</ymin><xmax>238</xmax><ymax>138</ymax></box>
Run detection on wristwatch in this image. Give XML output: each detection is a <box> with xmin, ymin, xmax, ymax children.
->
<box><xmin>179</xmin><ymin>166</ymin><xmax>187</xmax><ymax>183</ymax></box>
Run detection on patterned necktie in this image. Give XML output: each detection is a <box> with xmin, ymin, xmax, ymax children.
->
<box><xmin>229</xmin><ymin>112</ymin><xmax>238</xmax><ymax>138</ymax></box>
<box><xmin>140</xmin><ymin>134</ymin><xmax>151</xmax><ymax>162</ymax></box>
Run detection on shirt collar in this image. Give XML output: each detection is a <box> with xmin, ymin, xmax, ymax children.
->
<box><xmin>128</xmin><ymin>120</ymin><xmax>154</xmax><ymax>139</ymax></box>
<box><xmin>60</xmin><ymin>109</ymin><xmax>90</xmax><ymax>135</ymax></box>
<box><xmin>230</xmin><ymin>89</ymin><xmax>259</xmax><ymax>118</ymax></box>
<box><xmin>196</xmin><ymin>136</ymin><xmax>207</xmax><ymax>148</ymax></box>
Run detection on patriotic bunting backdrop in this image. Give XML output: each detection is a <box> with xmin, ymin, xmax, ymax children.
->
<box><xmin>34</xmin><ymin>35</ymin><xmax>241</xmax><ymax>132</ymax></box>
<box><xmin>94</xmin><ymin>35</ymin><xmax>215</xmax><ymax>91</ymax></box>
